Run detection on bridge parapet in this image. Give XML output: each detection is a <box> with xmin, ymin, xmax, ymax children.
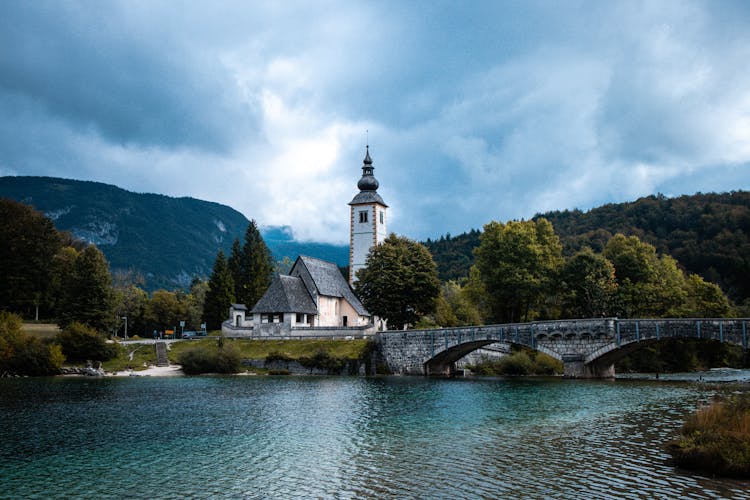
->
<box><xmin>376</xmin><ymin>318</ymin><xmax>749</xmax><ymax>377</ymax></box>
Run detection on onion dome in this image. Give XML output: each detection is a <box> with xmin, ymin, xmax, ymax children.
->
<box><xmin>357</xmin><ymin>146</ymin><xmax>379</xmax><ymax>191</ymax></box>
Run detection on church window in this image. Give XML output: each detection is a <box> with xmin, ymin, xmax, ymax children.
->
<box><xmin>379</xmin><ymin>211</ymin><xmax>384</xmax><ymax>224</ymax></box>
<box><xmin>359</xmin><ymin>210</ymin><xmax>368</xmax><ymax>223</ymax></box>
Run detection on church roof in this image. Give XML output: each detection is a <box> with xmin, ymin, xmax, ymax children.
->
<box><xmin>250</xmin><ymin>274</ymin><xmax>317</xmax><ymax>314</ymax></box>
<box><xmin>349</xmin><ymin>191</ymin><xmax>387</xmax><ymax>206</ymax></box>
<box><xmin>294</xmin><ymin>255</ymin><xmax>370</xmax><ymax>316</ymax></box>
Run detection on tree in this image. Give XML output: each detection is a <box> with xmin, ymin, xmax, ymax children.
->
<box><xmin>354</xmin><ymin>234</ymin><xmax>440</xmax><ymax>330</ymax></box>
<box><xmin>57</xmin><ymin>245</ymin><xmax>115</xmax><ymax>332</ymax></box>
<box><xmin>203</xmin><ymin>250</ymin><xmax>235</xmax><ymax>331</ymax></box>
<box><xmin>113</xmin><ymin>284</ymin><xmax>149</xmax><ymax>337</ymax></box>
<box><xmin>57</xmin><ymin>322</ymin><xmax>117</xmax><ymax>362</ymax></box>
<box><xmin>604</xmin><ymin>234</ymin><xmax>687</xmax><ymax>317</ymax></box>
<box><xmin>145</xmin><ymin>290</ymin><xmax>187</xmax><ymax>331</ymax></box>
<box><xmin>0</xmin><ymin>199</ymin><xmax>63</xmax><ymax>318</ymax></box>
<box><xmin>473</xmin><ymin>218</ymin><xmax>563</xmax><ymax>323</ymax></box>
<box><xmin>683</xmin><ymin>274</ymin><xmax>734</xmax><ymax>318</ymax></box>
<box><xmin>234</xmin><ymin>220</ymin><xmax>273</xmax><ymax>308</ymax></box>
<box><xmin>559</xmin><ymin>248</ymin><xmax>617</xmax><ymax>318</ymax></box>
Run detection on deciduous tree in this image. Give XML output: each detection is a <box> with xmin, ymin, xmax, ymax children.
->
<box><xmin>559</xmin><ymin>248</ymin><xmax>617</xmax><ymax>318</ymax></box>
<box><xmin>473</xmin><ymin>218</ymin><xmax>563</xmax><ymax>323</ymax></box>
<box><xmin>355</xmin><ymin>234</ymin><xmax>440</xmax><ymax>330</ymax></box>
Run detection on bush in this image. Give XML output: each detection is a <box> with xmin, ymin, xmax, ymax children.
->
<box><xmin>57</xmin><ymin>322</ymin><xmax>117</xmax><ymax>362</ymax></box>
<box><xmin>265</xmin><ymin>351</ymin><xmax>293</xmax><ymax>363</ymax></box>
<box><xmin>0</xmin><ymin>312</ymin><xmax>64</xmax><ymax>376</ymax></box>
<box><xmin>298</xmin><ymin>350</ymin><xmax>345</xmax><ymax>372</ymax></box>
<box><xmin>178</xmin><ymin>343</ymin><xmax>242</xmax><ymax>375</ymax></box>
<box><xmin>667</xmin><ymin>395</ymin><xmax>750</xmax><ymax>478</ymax></box>
<box><xmin>469</xmin><ymin>349</ymin><xmax>563</xmax><ymax>376</ymax></box>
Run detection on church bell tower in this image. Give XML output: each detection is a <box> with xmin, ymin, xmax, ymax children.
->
<box><xmin>349</xmin><ymin>146</ymin><xmax>388</xmax><ymax>285</ymax></box>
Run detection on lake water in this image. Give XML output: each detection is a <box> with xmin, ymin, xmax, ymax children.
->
<box><xmin>1</xmin><ymin>375</ymin><xmax>749</xmax><ymax>499</ymax></box>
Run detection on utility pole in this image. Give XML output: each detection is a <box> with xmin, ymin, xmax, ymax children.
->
<box><xmin>121</xmin><ymin>316</ymin><xmax>128</xmax><ymax>339</ymax></box>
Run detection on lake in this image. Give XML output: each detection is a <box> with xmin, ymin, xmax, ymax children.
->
<box><xmin>1</xmin><ymin>374</ymin><xmax>749</xmax><ymax>499</ymax></box>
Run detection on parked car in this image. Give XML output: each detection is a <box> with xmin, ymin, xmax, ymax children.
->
<box><xmin>181</xmin><ymin>331</ymin><xmax>198</xmax><ymax>339</ymax></box>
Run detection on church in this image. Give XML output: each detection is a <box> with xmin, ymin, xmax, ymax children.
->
<box><xmin>223</xmin><ymin>147</ymin><xmax>387</xmax><ymax>337</ymax></box>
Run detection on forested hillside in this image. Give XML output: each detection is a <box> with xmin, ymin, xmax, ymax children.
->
<box><xmin>0</xmin><ymin>177</ymin><xmax>349</xmax><ymax>291</ymax></box>
<box><xmin>425</xmin><ymin>191</ymin><xmax>750</xmax><ymax>303</ymax></box>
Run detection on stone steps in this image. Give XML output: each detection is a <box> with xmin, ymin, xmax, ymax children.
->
<box><xmin>155</xmin><ymin>342</ymin><xmax>169</xmax><ymax>367</ymax></box>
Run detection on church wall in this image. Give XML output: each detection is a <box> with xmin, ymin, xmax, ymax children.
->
<box><xmin>318</xmin><ymin>296</ymin><xmax>341</xmax><ymax>326</ymax></box>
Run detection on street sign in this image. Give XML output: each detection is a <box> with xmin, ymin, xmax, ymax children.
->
<box><xmin>180</xmin><ymin>321</ymin><xmax>185</xmax><ymax>327</ymax></box>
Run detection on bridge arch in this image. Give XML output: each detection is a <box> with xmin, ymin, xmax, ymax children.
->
<box><xmin>376</xmin><ymin>318</ymin><xmax>749</xmax><ymax>378</ymax></box>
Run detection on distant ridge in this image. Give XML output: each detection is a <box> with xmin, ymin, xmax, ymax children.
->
<box><xmin>0</xmin><ymin>176</ymin><xmax>348</xmax><ymax>291</ymax></box>
<box><xmin>425</xmin><ymin>191</ymin><xmax>750</xmax><ymax>302</ymax></box>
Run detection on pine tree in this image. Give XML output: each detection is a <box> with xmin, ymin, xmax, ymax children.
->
<box><xmin>227</xmin><ymin>237</ymin><xmax>243</xmax><ymax>300</ymax></box>
<box><xmin>57</xmin><ymin>245</ymin><xmax>115</xmax><ymax>332</ymax></box>
<box><xmin>235</xmin><ymin>220</ymin><xmax>273</xmax><ymax>308</ymax></box>
<box><xmin>203</xmin><ymin>250</ymin><xmax>235</xmax><ymax>331</ymax></box>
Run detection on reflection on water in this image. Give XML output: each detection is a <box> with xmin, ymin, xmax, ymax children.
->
<box><xmin>1</xmin><ymin>375</ymin><xmax>749</xmax><ymax>499</ymax></box>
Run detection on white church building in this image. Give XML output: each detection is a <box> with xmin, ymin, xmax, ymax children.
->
<box><xmin>223</xmin><ymin>147</ymin><xmax>387</xmax><ymax>338</ymax></box>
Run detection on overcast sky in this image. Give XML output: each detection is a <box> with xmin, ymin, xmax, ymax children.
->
<box><xmin>2</xmin><ymin>1</ymin><xmax>749</xmax><ymax>244</ymax></box>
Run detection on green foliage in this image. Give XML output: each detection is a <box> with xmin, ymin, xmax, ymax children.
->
<box><xmin>145</xmin><ymin>290</ymin><xmax>187</xmax><ymax>329</ymax></box>
<box><xmin>355</xmin><ymin>234</ymin><xmax>441</xmax><ymax>330</ymax></box>
<box><xmin>0</xmin><ymin>198</ymin><xmax>63</xmax><ymax>318</ymax></box>
<box><xmin>298</xmin><ymin>350</ymin><xmax>346</xmax><ymax>371</ymax></box>
<box><xmin>470</xmin><ymin>349</ymin><xmax>563</xmax><ymax>376</ymax></box>
<box><xmin>57</xmin><ymin>245</ymin><xmax>116</xmax><ymax>332</ymax></box>
<box><xmin>113</xmin><ymin>284</ymin><xmax>149</xmax><ymax>336</ymax></box>
<box><xmin>232</xmin><ymin>220</ymin><xmax>273</xmax><ymax>308</ymax></box>
<box><xmin>616</xmin><ymin>339</ymin><xmax>748</xmax><ymax>373</ymax></box>
<box><xmin>424</xmin><ymin>229</ymin><xmax>482</xmax><ymax>282</ymax></box>
<box><xmin>57</xmin><ymin>322</ymin><xmax>117</xmax><ymax>363</ymax></box>
<box><xmin>559</xmin><ymin>248</ymin><xmax>617</xmax><ymax>318</ymax></box>
<box><xmin>666</xmin><ymin>394</ymin><xmax>750</xmax><ymax>478</ymax></box>
<box><xmin>539</xmin><ymin>192</ymin><xmax>750</xmax><ymax>302</ymax></box>
<box><xmin>0</xmin><ymin>176</ymin><xmax>251</xmax><ymax>293</ymax></box>
<box><xmin>683</xmin><ymin>274</ymin><xmax>734</xmax><ymax>318</ymax></box>
<box><xmin>178</xmin><ymin>342</ymin><xmax>242</xmax><ymax>375</ymax></box>
<box><xmin>202</xmin><ymin>250</ymin><xmax>235</xmax><ymax>330</ymax></box>
<box><xmin>0</xmin><ymin>312</ymin><xmax>64</xmax><ymax>376</ymax></box>
<box><xmin>473</xmin><ymin>218</ymin><xmax>563</xmax><ymax>323</ymax></box>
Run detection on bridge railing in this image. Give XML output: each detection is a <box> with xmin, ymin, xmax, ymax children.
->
<box><xmin>615</xmin><ymin>318</ymin><xmax>749</xmax><ymax>349</ymax></box>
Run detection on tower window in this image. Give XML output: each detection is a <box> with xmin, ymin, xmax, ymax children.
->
<box><xmin>359</xmin><ymin>211</ymin><xmax>368</xmax><ymax>223</ymax></box>
<box><xmin>379</xmin><ymin>211</ymin><xmax>384</xmax><ymax>224</ymax></box>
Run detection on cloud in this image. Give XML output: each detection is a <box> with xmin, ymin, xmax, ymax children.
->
<box><xmin>1</xmin><ymin>0</ymin><xmax>749</xmax><ymax>245</ymax></box>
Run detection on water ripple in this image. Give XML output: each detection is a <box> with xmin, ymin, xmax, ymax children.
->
<box><xmin>1</xmin><ymin>376</ymin><xmax>750</xmax><ymax>498</ymax></box>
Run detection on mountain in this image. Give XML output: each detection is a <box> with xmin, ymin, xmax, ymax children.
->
<box><xmin>0</xmin><ymin>176</ymin><xmax>348</xmax><ymax>291</ymax></box>
<box><xmin>425</xmin><ymin>191</ymin><xmax>750</xmax><ymax>302</ymax></box>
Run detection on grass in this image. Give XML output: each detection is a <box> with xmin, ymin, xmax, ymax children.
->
<box><xmin>21</xmin><ymin>322</ymin><xmax>60</xmax><ymax>340</ymax></box>
<box><xmin>666</xmin><ymin>394</ymin><xmax>750</xmax><ymax>478</ymax></box>
<box><xmin>167</xmin><ymin>338</ymin><xmax>371</xmax><ymax>364</ymax></box>
<box><xmin>101</xmin><ymin>344</ymin><xmax>158</xmax><ymax>372</ymax></box>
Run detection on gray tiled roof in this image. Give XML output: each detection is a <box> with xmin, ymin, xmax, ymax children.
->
<box><xmin>295</xmin><ymin>256</ymin><xmax>370</xmax><ymax>316</ymax></box>
<box><xmin>231</xmin><ymin>303</ymin><xmax>247</xmax><ymax>310</ymax></box>
<box><xmin>349</xmin><ymin>191</ymin><xmax>388</xmax><ymax>206</ymax></box>
<box><xmin>250</xmin><ymin>275</ymin><xmax>317</xmax><ymax>314</ymax></box>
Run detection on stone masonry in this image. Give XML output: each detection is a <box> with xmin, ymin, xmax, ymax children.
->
<box><xmin>376</xmin><ymin>318</ymin><xmax>750</xmax><ymax>378</ymax></box>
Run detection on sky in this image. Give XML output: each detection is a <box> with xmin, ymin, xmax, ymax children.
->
<box><xmin>1</xmin><ymin>0</ymin><xmax>749</xmax><ymax>244</ymax></box>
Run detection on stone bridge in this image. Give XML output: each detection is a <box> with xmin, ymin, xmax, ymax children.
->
<box><xmin>375</xmin><ymin>318</ymin><xmax>750</xmax><ymax>378</ymax></box>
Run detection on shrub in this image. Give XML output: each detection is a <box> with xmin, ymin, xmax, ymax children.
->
<box><xmin>268</xmin><ymin>369</ymin><xmax>291</xmax><ymax>376</ymax></box>
<box><xmin>178</xmin><ymin>343</ymin><xmax>242</xmax><ymax>375</ymax></box>
<box><xmin>0</xmin><ymin>312</ymin><xmax>64</xmax><ymax>376</ymax></box>
<box><xmin>532</xmin><ymin>352</ymin><xmax>564</xmax><ymax>375</ymax></box>
<box><xmin>57</xmin><ymin>322</ymin><xmax>117</xmax><ymax>362</ymax></box>
<box><xmin>667</xmin><ymin>395</ymin><xmax>750</xmax><ymax>478</ymax></box>
<box><xmin>265</xmin><ymin>351</ymin><xmax>293</xmax><ymax>363</ymax></box>
<box><xmin>298</xmin><ymin>350</ymin><xmax>345</xmax><ymax>372</ymax></box>
<box><xmin>496</xmin><ymin>352</ymin><xmax>534</xmax><ymax>375</ymax></box>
